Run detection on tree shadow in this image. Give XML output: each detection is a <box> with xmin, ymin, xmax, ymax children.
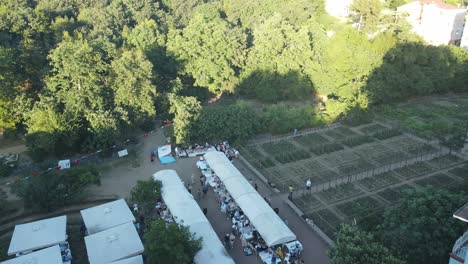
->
<box><xmin>238</xmin><ymin>69</ymin><xmax>315</xmax><ymax>103</ymax></box>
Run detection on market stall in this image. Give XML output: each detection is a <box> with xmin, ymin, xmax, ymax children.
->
<box><xmin>80</xmin><ymin>199</ymin><xmax>136</xmax><ymax>234</ymax></box>
<box><xmin>8</xmin><ymin>216</ymin><xmax>69</xmax><ymax>256</ymax></box>
<box><xmin>1</xmin><ymin>245</ymin><xmax>63</xmax><ymax>264</ymax></box>
<box><xmin>153</xmin><ymin>170</ymin><xmax>236</xmax><ymax>264</ymax></box>
<box><xmin>204</xmin><ymin>151</ymin><xmax>297</xmax><ymax>247</ymax></box>
<box><xmin>157</xmin><ymin>144</ymin><xmax>176</xmax><ymax>164</ymax></box>
<box><xmin>84</xmin><ymin>222</ymin><xmax>144</xmax><ymax>264</ymax></box>
<box><xmin>110</xmin><ymin>255</ymin><xmax>143</xmax><ymax>264</ymax></box>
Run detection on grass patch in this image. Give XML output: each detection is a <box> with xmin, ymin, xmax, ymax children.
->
<box><xmin>415</xmin><ymin>173</ymin><xmax>455</xmax><ymax>187</ymax></box>
<box><xmin>358</xmin><ymin>172</ymin><xmax>400</xmax><ymax>191</ymax></box>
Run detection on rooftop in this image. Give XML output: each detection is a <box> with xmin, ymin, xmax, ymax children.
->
<box><xmin>454</xmin><ymin>202</ymin><xmax>468</xmax><ymax>223</ymax></box>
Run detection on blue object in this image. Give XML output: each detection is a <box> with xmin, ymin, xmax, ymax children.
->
<box><xmin>159</xmin><ymin>156</ymin><xmax>176</xmax><ymax>164</ymax></box>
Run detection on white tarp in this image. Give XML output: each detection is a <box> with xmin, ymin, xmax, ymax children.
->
<box><xmin>58</xmin><ymin>159</ymin><xmax>71</xmax><ymax>169</ymax></box>
<box><xmin>80</xmin><ymin>199</ymin><xmax>135</xmax><ymax>234</ymax></box>
<box><xmin>1</xmin><ymin>245</ymin><xmax>63</xmax><ymax>264</ymax></box>
<box><xmin>204</xmin><ymin>151</ymin><xmax>297</xmax><ymax>246</ymax></box>
<box><xmin>84</xmin><ymin>222</ymin><xmax>144</xmax><ymax>264</ymax></box>
<box><xmin>153</xmin><ymin>170</ymin><xmax>235</xmax><ymax>264</ymax></box>
<box><xmin>8</xmin><ymin>216</ymin><xmax>67</xmax><ymax>255</ymax></box>
<box><xmin>117</xmin><ymin>149</ymin><xmax>128</xmax><ymax>157</ymax></box>
<box><xmin>158</xmin><ymin>144</ymin><xmax>172</xmax><ymax>157</ymax></box>
<box><xmin>110</xmin><ymin>255</ymin><xmax>143</xmax><ymax>264</ymax></box>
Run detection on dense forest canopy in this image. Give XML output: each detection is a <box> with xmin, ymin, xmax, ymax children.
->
<box><xmin>0</xmin><ymin>0</ymin><xmax>467</xmax><ymax>159</ymax></box>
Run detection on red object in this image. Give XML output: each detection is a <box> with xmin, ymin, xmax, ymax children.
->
<box><xmin>144</xmin><ymin>133</ymin><xmax>148</xmax><ymax>138</ymax></box>
<box><xmin>73</xmin><ymin>159</ymin><xmax>80</xmax><ymax>166</ymax></box>
<box><xmin>55</xmin><ymin>166</ymin><xmax>61</xmax><ymax>170</ymax></box>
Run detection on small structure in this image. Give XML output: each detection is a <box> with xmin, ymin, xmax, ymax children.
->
<box><xmin>8</xmin><ymin>216</ymin><xmax>67</xmax><ymax>256</ymax></box>
<box><xmin>398</xmin><ymin>0</ymin><xmax>467</xmax><ymax>46</ymax></box>
<box><xmin>157</xmin><ymin>145</ymin><xmax>176</xmax><ymax>164</ymax></box>
<box><xmin>84</xmin><ymin>222</ymin><xmax>144</xmax><ymax>264</ymax></box>
<box><xmin>153</xmin><ymin>170</ymin><xmax>235</xmax><ymax>264</ymax></box>
<box><xmin>449</xmin><ymin>202</ymin><xmax>468</xmax><ymax>264</ymax></box>
<box><xmin>110</xmin><ymin>255</ymin><xmax>143</xmax><ymax>264</ymax></box>
<box><xmin>0</xmin><ymin>245</ymin><xmax>62</xmax><ymax>264</ymax></box>
<box><xmin>80</xmin><ymin>199</ymin><xmax>135</xmax><ymax>234</ymax></box>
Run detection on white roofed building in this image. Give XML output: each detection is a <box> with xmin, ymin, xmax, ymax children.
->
<box><xmin>398</xmin><ymin>0</ymin><xmax>467</xmax><ymax>46</ymax></box>
<box><xmin>449</xmin><ymin>202</ymin><xmax>468</xmax><ymax>264</ymax></box>
<box><xmin>7</xmin><ymin>216</ymin><xmax>67</xmax><ymax>256</ymax></box>
<box><xmin>1</xmin><ymin>245</ymin><xmax>63</xmax><ymax>264</ymax></box>
<box><xmin>80</xmin><ymin>199</ymin><xmax>135</xmax><ymax>234</ymax></box>
<box><xmin>110</xmin><ymin>255</ymin><xmax>143</xmax><ymax>264</ymax></box>
<box><xmin>84</xmin><ymin>222</ymin><xmax>144</xmax><ymax>264</ymax></box>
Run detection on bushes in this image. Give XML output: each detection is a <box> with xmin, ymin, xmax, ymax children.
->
<box><xmin>259</xmin><ymin>103</ymin><xmax>326</xmax><ymax>134</ymax></box>
<box><xmin>191</xmin><ymin>101</ymin><xmax>260</xmax><ymax>144</ymax></box>
<box><xmin>12</xmin><ymin>165</ymin><xmax>100</xmax><ymax>211</ymax></box>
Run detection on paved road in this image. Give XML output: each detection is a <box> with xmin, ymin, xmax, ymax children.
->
<box><xmin>87</xmin><ymin>130</ymin><xmax>331</xmax><ymax>264</ymax></box>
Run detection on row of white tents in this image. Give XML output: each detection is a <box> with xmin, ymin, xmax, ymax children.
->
<box><xmin>154</xmin><ymin>169</ymin><xmax>235</xmax><ymax>264</ymax></box>
<box><xmin>204</xmin><ymin>151</ymin><xmax>297</xmax><ymax>247</ymax></box>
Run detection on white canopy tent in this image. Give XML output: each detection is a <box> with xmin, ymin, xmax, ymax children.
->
<box><xmin>153</xmin><ymin>170</ymin><xmax>235</xmax><ymax>264</ymax></box>
<box><xmin>1</xmin><ymin>245</ymin><xmax>63</xmax><ymax>264</ymax></box>
<box><xmin>110</xmin><ymin>255</ymin><xmax>143</xmax><ymax>264</ymax></box>
<box><xmin>84</xmin><ymin>222</ymin><xmax>144</xmax><ymax>264</ymax></box>
<box><xmin>204</xmin><ymin>151</ymin><xmax>297</xmax><ymax>246</ymax></box>
<box><xmin>80</xmin><ymin>199</ymin><xmax>135</xmax><ymax>234</ymax></box>
<box><xmin>7</xmin><ymin>216</ymin><xmax>67</xmax><ymax>256</ymax></box>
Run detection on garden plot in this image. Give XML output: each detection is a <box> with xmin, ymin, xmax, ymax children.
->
<box><xmin>320</xmin><ymin>129</ymin><xmax>348</xmax><ymax>140</ymax></box>
<box><xmin>320</xmin><ymin>149</ymin><xmax>360</xmax><ymax>167</ymax></box>
<box><xmin>393</xmin><ymin>161</ymin><xmax>434</xmax><ymax>179</ymax></box>
<box><xmin>294</xmin><ymin>133</ymin><xmax>329</xmax><ymax>146</ymax></box>
<box><xmin>448</xmin><ymin>164</ymin><xmax>468</xmax><ymax>179</ymax></box>
<box><xmin>309</xmin><ymin>142</ymin><xmax>343</xmax><ymax>155</ymax></box>
<box><xmin>293</xmin><ymin>194</ymin><xmax>323</xmax><ymax>214</ymax></box>
<box><xmin>427</xmin><ymin>154</ymin><xmax>464</xmax><ymax>169</ymax></box>
<box><xmin>337</xmin><ymin>159</ymin><xmax>373</xmax><ymax>174</ymax></box>
<box><xmin>357</xmin><ymin>171</ymin><xmax>400</xmax><ymax>191</ymax></box>
<box><xmin>335</xmin><ymin>196</ymin><xmax>383</xmax><ymax>220</ymax></box>
<box><xmin>261</xmin><ymin>141</ymin><xmax>298</xmax><ymax>156</ymax></box>
<box><xmin>316</xmin><ymin>183</ymin><xmax>362</xmax><ymax>203</ymax></box>
<box><xmin>340</xmin><ymin>135</ymin><xmax>374</xmax><ymax>148</ymax></box>
<box><xmin>415</xmin><ymin>173</ymin><xmax>456</xmax><ymax>188</ymax></box>
<box><xmin>376</xmin><ymin>184</ymin><xmax>414</xmax><ymax>203</ymax></box>
<box><xmin>307</xmin><ymin>209</ymin><xmax>342</xmax><ymax>240</ymax></box>
<box><xmin>358</xmin><ymin>123</ymin><xmax>388</xmax><ymax>134</ymax></box>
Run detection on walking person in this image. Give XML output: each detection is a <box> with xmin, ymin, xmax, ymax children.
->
<box><xmin>306</xmin><ymin>179</ymin><xmax>312</xmax><ymax>192</ymax></box>
<box><xmin>202</xmin><ymin>184</ymin><xmax>208</xmax><ymax>197</ymax></box>
<box><xmin>288</xmin><ymin>185</ymin><xmax>294</xmax><ymax>200</ymax></box>
<box><xmin>224</xmin><ymin>234</ymin><xmax>231</xmax><ymax>249</ymax></box>
<box><xmin>199</xmin><ymin>174</ymin><xmax>205</xmax><ymax>186</ymax></box>
<box><xmin>229</xmin><ymin>233</ymin><xmax>236</xmax><ymax>249</ymax></box>
<box><xmin>254</xmin><ymin>182</ymin><xmax>258</xmax><ymax>191</ymax></box>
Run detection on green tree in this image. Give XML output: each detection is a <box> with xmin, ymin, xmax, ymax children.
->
<box><xmin>46</xmin><ymin>32</ymin><xmax>108</xmax><ymax>115</ymax></box>
<box><xmin>12</xmin><ymin>165</ymin><xmax>100</xmax><ymax>211</ymax></box>
<box><xmin>167</xmin><ymin>13</ymin><xmax>247</xmax><ymax>94</ymax></box>
<box><xmin>378</xmin><ymin>187</ymin><xmax>467</xmax><ymax>264</ymax></box>
<box><xmin>241</xmin><ymin>14</ymin><xmax>315</xmax><ymax>102</ymax></box>
<box><xmin>110</xmin><ymin>49</ymin><xmax>157</xmax><ymax>124</ymax></box>
<box><xmin>130</xmin><ymin>180</ymin><xmax>162</xmax><ymax>214</ymax></box>
<box><xmin>168</xmin><ymin>94</ymin><xmax>202</xmax><ymax>144</ymax></box>
<box><xmin>331</xmin><ymin>224</ymin><xmax>405</xmax><ymax>264</ymax></box>
<box><xmin>144</xmin><ymin>220</ymin><xmax>202</xmax><ymax>264</ymax></box>
<box><xmin>350</xmin><ymin>0</ymin><xmax>383</xmax><ymax>33</ymax></box>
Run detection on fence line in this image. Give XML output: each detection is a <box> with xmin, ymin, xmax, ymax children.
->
<box><xmin>246</xmin><ymin>123</ymin><xmax>341</xmax><ymax>147</ymax></box>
